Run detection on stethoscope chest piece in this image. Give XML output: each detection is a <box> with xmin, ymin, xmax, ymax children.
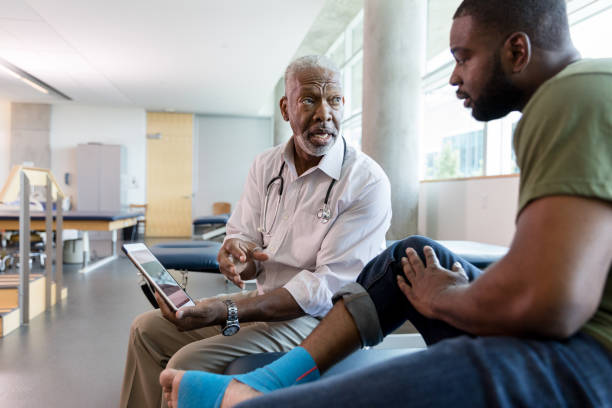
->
<box><xmin>317</xmin><ymin>205</ymin><xmax>332</xmax><ymax>224</ymax></box>
<box><xmin>261</xmin><ymin>137</ymin><xmax>346</xmax><ymax>232</ymax></box>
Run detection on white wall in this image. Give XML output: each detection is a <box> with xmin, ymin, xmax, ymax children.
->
<box><xmin>418</xmin><ymin>175</ymin><xmax>519</xmax><ymax>246</ymax></box>
<box><xmin>50</xmin><ymin>104</ymin><xmax>146</xmax><ymax>209</ymax></box>
<box><xmin>194</xmin><ymin>115</ymin><xmax>272</xmax><ymax>217</ymax></box>
<box><xmin>0</xmin><ymin>100</ymin><xmax>10</xmax><ymax>187</ymax></box>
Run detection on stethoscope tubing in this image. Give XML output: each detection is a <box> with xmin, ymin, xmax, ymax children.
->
<box><xmin>260</xmin><ymin>137</ymin><xmax>347</xmax><ymax>235</ymax></box>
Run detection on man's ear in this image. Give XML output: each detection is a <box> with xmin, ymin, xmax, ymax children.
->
<box><xmin>503</xmin><ymin>32</ymin><xmax>531</xmax><ymax>74</ymax></box>
<box><xmin>279</xmin><ymin>96</ymin><xmax>289</xmax><ymax>122</ymax></box>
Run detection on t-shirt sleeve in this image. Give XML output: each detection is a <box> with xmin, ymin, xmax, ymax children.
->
<box><xmin>514</xmin><ymin>72</ymin><xmax>612</xmax><ymax>214</ymax></box>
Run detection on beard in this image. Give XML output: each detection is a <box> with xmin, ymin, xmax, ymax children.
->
<box><xmin>471</xmin><ymin>53</ymin><xmax>525</xmax><ymax>121</ymax></box>
<box><xmin>295</xmin><ymin>128</ymin><xmax>338</xmax><ymax>157</ymax></box>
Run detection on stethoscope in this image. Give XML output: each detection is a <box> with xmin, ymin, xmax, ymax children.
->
<box><xmin>258</xmin><ymin>137</ymin><xmax>347</xmax><ymax>236</ymax></box>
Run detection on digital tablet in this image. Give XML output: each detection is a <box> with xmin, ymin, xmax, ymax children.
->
<box><xmin>122</xmin><ymin>243</ymin><xmax>196</xmax><ymax>311</ymax></box>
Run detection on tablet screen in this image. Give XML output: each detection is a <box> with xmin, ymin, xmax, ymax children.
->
<box><xmin>130</xmin><ymin>248</ymin><xmax>193</xmax><ymax>309</ymax></box>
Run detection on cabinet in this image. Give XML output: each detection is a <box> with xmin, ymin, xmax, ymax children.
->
<box><xmin>76</xmin><ymin>144</ymin><xmax>126</xmax><ymax>211</ymax></box>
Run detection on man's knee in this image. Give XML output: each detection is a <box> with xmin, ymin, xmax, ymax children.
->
<box><xmin>129</xmin><ymin>310</ymin><xmax>164</xmax><ymax>345</ymax></box>
<box><xmin>394</xmin><ymin>235</ymin><xmax>435</xmax><ymax>259</ymax></box>
<box><xmin>355</xmin><ymin>235</ymin><xmax>430</xmax><ymax>288</ymax></box>
<box><xmin>166</xmin><ymin>345</ymin><xmax>195</xmax><ymax>370</ymax></box>
<box><xmin>166</xmin><ymin>343</ymin><xmax>226</xmax><ymax>373</ymax></box>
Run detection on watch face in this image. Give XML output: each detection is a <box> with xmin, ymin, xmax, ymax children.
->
<box><xmin>223</xmin><ymin>324</ymin><xmax>239</xmax><ymax>336</ymax></box>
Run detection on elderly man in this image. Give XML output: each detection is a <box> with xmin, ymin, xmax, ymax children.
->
<box><xmin>159</xmin><ymin>1</ymin><xmax>612</xmax><ymax>407</ymax></box>
<box><xmin>119</xmin><ymin>55</ymin><xmax>391</xmax><ymax>408</ymax></box>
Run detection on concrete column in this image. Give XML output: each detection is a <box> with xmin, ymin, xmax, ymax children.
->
<box><xmin>361</xmin><ymin>0</ymin><xmax>426</xmax><ymax>240</ymax></box>
<box><xmin>273</xmin><ymin>78</ymin><xmax>292</xmax><ymax>146</ymax></box>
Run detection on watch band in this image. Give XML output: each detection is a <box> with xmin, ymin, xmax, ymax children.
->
<box><xmin>224</xmin><ymin>299</ymin><xmax>238</xmax><ymax>322</ymax></box>
<box><xmin>222</xmin><ymin>299</ymin><xmax>240</xmax><ymax>336</ymax></box>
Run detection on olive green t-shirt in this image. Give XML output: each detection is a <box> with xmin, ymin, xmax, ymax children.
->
<box><xmin>513</xmin><ymin>58</ymin><xmax>612</xmax><ymax>352</ymax></box>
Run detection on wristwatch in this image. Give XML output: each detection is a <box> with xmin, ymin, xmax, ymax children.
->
<box><xmin>221</xmin><ymin>299</ymin><xmax>240</xmax><ymax>336</ymax></box>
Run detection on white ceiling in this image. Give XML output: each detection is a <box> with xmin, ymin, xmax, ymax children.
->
<box><xmin>0</xmin><ymin>0</ymin><xmax>326</xmax><ymax>115</ymax></box>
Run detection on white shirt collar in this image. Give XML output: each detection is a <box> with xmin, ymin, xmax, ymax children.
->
<box><xmin>282</xmin><ymin>135</ymin><xmax>344</xmax><ymax>181</ymax></box>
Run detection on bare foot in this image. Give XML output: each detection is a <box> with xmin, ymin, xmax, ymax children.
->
<box><xmin>159</xmin><ymin>368</ymin><xmax>185</xmax><ymax>408</ymax></box>
<box><xmin>221</xmin><ymin>379</ymin><xmax>262</xmax><ymax>408</ymax></box>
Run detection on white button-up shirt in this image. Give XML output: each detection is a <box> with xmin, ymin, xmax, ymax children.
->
<box><xmin>225</xmin><ymin>137</ymin><xmax>391</xmax><ymax>317</ymax></box>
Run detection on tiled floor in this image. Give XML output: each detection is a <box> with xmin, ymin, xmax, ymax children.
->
<box><xmin>0</xmin><ymin>238</ymin><xmax>239</xmax><ymax>408</ymax></box>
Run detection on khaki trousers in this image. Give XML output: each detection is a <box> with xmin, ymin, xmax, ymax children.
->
<box><xmin>119</xmin><ymin>290</ymin><xmax>319</xmax><ymax>408</ymax></box>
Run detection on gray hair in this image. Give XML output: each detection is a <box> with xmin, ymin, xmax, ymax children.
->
<box><xmin>284</xmin><ymin>55</ymin><xmax>341</xmax><ymax>90</ymax></box>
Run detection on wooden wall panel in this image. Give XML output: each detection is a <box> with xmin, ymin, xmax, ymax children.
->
<box><xmin>146</xmin><ymin>112</ymin><xmax>193</xmax><ymax>237</ymax></box>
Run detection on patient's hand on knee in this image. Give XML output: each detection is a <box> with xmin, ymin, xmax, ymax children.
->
<box><xmin>159</xmin><ymin>368</ymin><xmax>261</xmax><ymax>408</ymax></box>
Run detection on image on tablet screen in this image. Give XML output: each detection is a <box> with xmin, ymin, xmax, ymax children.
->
<box><xmin>130</xmin><ymin>249</ymin><xmax>192</xmax><ymax>308</ymax></box>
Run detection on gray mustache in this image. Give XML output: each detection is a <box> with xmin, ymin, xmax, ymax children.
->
<box><xmin>308</xmin><ymin>128</ymin><xmax>337</xmax><ymax>137</ymax></box>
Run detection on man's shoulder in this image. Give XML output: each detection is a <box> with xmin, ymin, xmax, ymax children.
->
<box><xmin>555</xmin><ymin>58</ymin><xmax>612</xmax><ymax>79</ymax></box>
<box><xmin>534</xmin><ymin>59</ymin><xmax>612</xmax><ymax>102</ymax></box>
<box><xmin>343</xmin><ymin>144</ymin><xmax>390</xmax><ymax>184</ymax></box>
<box><xmin>524</xmin><ymin>58</ymin><xmax>612</xmax><ymax>117</ymax></box>
<box><xmin>250</xmin><ymin>143</ymin><xmax>285</xmax><ymax>170</ymax></box>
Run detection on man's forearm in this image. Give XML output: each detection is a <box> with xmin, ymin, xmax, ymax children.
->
<box><xmin>435</xmin><ymin>195</ymin><xmax>612</xmax><ymax>339</ymax></box>
<box><xmin>429</xmin><ymin>280</ymin><xmax>518</xmax><ymax>336</ymax></box>
<box><xmin>430</xmin><ymin>261</ymin><xmax>587</xmax><ymax>338</ymax></box>
<box><xmin>232</xmin><ymin>288</ymin><xmax>305</xmax><ymax>323</ymax></box>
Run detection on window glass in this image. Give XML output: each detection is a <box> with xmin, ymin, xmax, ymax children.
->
<box><xmin>329</xmin><ymin>39</ymin><xmax>345</xmax><ymax>68</ymax></box>
<box><xmin>420</xmin><ymin>1</ymin><xmax>612</xmax><ymax>180</ymax></box>
<box><xmin>329</xmin><ymin>1</ymin><xmax>612</xmax><ymax>167</ymax></box>
<box><xmin>326</xmin><ymin>11</ymin><xmax>364</xmax><ymax>148</ymax></box>
<box><xmin>571</xmin><ymin>7</ymin><xmax>612</xmax><ymax>58</ymax></box>
<box><xmin>422</xmin><ymin>84</ymin><xmax>485</xmax><ymax>179</ymax></box>
<box><xmin>343</xmin><ymin>116</ymin><xmax>362</xmax><ymax>151</ymax></box>
<box><xmin>350</xmin><ymin>57</ymin><xmax>363</xmax><ymax>115</ymax></box>
<box><xmin>351</xmin><ymin>19</ymin><xmax>363</xmax><ymax>55</ymax></box>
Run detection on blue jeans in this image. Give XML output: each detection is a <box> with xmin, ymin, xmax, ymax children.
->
<box><xmin>237</xmin><ymin>236</ymin><xmax>612</xmax><ymax>407</ymax></box>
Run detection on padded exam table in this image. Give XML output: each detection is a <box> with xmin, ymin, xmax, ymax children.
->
<box><xmin>0</xmin><ymin>210</ymin><xmax>143</xmax><ymax>273</ymax></box>
<box><xmin>193</xmin><ymin>214</ymin><xmax>230</xmax><ymax>240</ymax></box>
<box><xmin>150</xmin><ymin>240</ymin><xmax>508</xmax><ymax>274</ymax></box>
<box><xmin>151</xmin><ymin>240</ymin><xmax>222</xmax><ymax>272</ymax></box>
<box><xmin>149</xmin><ymin>214</ymin><xmax>229</xmax><ymax>272</ymax></box>
<box><xmin>150</xmin><ymin>239</ymin><xmax>508</xmax><ymax>288</ymax></box>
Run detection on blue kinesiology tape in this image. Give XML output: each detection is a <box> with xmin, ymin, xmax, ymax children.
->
<box><xmin>176</xmin><ymin>347</ymin><xmax>320</xmax><ymax>408</ymax></box>
<box><xmin>235</xmin><ymin>346</ymin><xmax>320</xmax><ymax>392</ymax></box>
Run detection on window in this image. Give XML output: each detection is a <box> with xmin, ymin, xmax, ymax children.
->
<box><xmin>326</xmin><ymin>0</ymin><xmax>612</xmax><ymax>176</ymax></box>
<box><xmin>570</xmin><ymin>1</ymin><xmax>612</xmax><ymax>58</ymax></box>
<box><xmin>421</xmin><ymin>0</ymin><xmax>612</xmax><ymax>180</ymax></box>
<box><xmin>326</xmin><ymin>10</ymin><xmax>364</xmax><ymax>149</ymax></box>
<box><xmin>422</xmin><ymin>85</ymin><xmax>484</xmax><ymax>179</ymax></box>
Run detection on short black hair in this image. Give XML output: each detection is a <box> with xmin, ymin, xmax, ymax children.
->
<box><xmin>454</xmin><ymin>0</ymin><xmax>571</xmax><ymax>51</ymax></box>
